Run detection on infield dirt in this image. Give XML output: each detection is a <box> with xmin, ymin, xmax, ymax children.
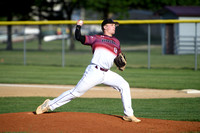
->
<box><xmin>0</xmin><ymin>112</ymin><xmax>200</xmax><ymax>133</ymax></box>
<box><xmin>0</xmin><ymin>84</ymin><xmax>200</xmax><ymax>98</ymax></box>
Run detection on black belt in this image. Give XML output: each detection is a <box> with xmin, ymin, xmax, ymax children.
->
<box><xmin>95</xmin><ymin>65</ymin><xmax>108</xmax><ymax>72</ymax></box>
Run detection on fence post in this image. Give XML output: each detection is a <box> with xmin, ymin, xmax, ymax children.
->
<box><xmin>148</xmin><ymin>24</ymin><xmax>151</xmax><ymax>69</ymax></box>
<box><xmin>23</xmin><ymin>26</ymin><xmax>26</xmax><ymax>66</ymax></box>
<box><xmin>62</xmin><ymin>25</ymin><xmax>65</xmax><ymax>67</ymax></box>
<box><xmin>194</xmin><ymin>23</ymin><xmax>198</xmax><ymax>71</ymax></box>
<box><xmin>161</xmin><ymin>24</ymin><xmax>166</xmax><ymax>55</ymax></box>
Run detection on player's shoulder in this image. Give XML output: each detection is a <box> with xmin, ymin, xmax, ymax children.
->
<box><xmin>85</xmin><ymin>34</ymin><xmax>97</xmax><ymax>40</ymax></box>
<box><xmin>95</xmin><ymin>34</ymin><xmax>104</xmax><ymax>38</ymax></box>
<box><xmin>87</xmin><ymin>34</ymin><xmax>102</xmax><ymax>38</ymax></box>
<box><xmin>112</xmin><ymin>35</ymin><xmax>119</xmax><ymax>40</ymax></box>
<box><xmin>112</xmin><ymin>36</ymin><xmax>120</xmax><ymax>44</ymax></box>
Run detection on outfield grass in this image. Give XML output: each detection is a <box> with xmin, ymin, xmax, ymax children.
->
<box><xmin>0</xmin><ymin>40</ymin><xmax>199</xmax><ymax>69</ymax></box>
<box><xmin>0</xmin><ymin>64</ymin><xmax>200</xmax><ymax>90</ymax></box>
<box><xmin>0</xmin><ymin>97</ymin><xmax>199</xmax><ymax>121</ymax></box>
<box><xmin>0</xmin><ymin>41</ymin><xmax>200</xmax><ymax>89</ymax></box>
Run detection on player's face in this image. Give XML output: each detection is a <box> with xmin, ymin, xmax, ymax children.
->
<box><xmin>104</xmin><ymin>23</ymin><xmax>116</xmax><ymax>36</ymax></box>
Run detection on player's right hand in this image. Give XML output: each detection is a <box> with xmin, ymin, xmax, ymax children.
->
<box><xmin>77</xmin><ymin>20</ymin><xmax>84</xmax><ymax>26</ymax></box>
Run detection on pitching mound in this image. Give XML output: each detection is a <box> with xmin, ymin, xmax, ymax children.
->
<box><xmin>0</xmin><ymin>112</ymin><xmax>199</xmax><ymax>133</ymax></box>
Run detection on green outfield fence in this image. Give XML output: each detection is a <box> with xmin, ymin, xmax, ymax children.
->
<box><xmin>0</xmin><ymin>19</ymin><xmax>200</xmax><ymax>70</ymax></box>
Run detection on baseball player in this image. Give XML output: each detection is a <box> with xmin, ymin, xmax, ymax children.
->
<box><xmin>36</xmin><ymin>19</ymin><xmax>141</xmax><ymax>122</ymax></box>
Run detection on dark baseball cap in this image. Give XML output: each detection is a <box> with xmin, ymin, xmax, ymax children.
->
<box><xmin>101</xmin><ymin>19</ymin><xmax>119</xmax><ymax>31</ymax></box>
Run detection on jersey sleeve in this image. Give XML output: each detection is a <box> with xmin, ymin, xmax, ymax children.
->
<box><xmin>84</xmin><ymin>35</ymin><xmax>97</xmax><ymax>46</ymax></box>
<box><xmin>75</xmin><ymin>25</ymin><xmax>85</xmax><ymax>44</ymax></box>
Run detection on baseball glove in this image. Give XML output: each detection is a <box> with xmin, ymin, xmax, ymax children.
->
<box><xmin>114</xmin><ymin>53</ymin><xmax>127</xmax><ymax>71</ymax></box>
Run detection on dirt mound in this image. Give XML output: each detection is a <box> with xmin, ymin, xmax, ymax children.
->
<box><xmin>0</xmin><ymin>112</ymin><xmax>199</xmax><ymax>133</ymax></box>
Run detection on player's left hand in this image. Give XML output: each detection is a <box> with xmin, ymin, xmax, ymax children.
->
<box><xmin>114</xmin><ymin>53</ymin><xmax>127</xmax><ymax>71</ymax></box>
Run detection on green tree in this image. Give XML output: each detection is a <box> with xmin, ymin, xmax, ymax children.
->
<box><xmin>31</xmin><ymin>0</ymin><xmax>81</xmax><ymax>51</ymax></box>
<box><xmin>60</xmin><ymin>0</ymin><xmax>80</xmax><ymax>50</ymax></box>
<box><xmin>85</xmin><ymin>0</ymin><xmax>132</xmax><ymax>19</ymax></box>
<box><xmin>0</xmin><ymin>0</ymin><xmax>34</xmax><ymax>50</ymax></box>
<box><xmin>31</xmin><ymin>0</ymin><xmax>62</xmax><ymax>50</ymax></box>
<box><xmin>130</xmin><ymin>0</ymin><xmax>200</xmax><ymax>11</ymax></box>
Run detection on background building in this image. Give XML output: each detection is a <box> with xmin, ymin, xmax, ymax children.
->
<box><xmin>159</xmin><ymin>6</ymin><xmax>200</xmax><ymax>54</ymax></box>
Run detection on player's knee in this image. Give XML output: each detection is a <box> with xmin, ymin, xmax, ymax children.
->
<box><xmin>70</xmin><ymin>90</ymin><xmax>84</xmax><ymax>97</ymax></box>
<box><xmin>121</xmin><ymin>80</ymin><xmax>130</xmax><ymax>89</ymax></box>
<box><xmin>118</xmin><ymin>80</ymin><xmax>130</xmax><ymax>92</ymax></box>
<box><xmin>71</xmin><ymin>92</ymin><xmax>81</xmax><ymax>97</ymax></box>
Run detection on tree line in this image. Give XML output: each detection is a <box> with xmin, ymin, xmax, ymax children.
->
<box><xmin>0</xmin><ymin>0</ymin><xmax>199</xmax><ymax>50</ymax></box>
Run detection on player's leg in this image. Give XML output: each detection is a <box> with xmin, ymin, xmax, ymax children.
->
<box><xmin>47</xmin><ymin>64</ymin><xmax>104</xmax><ymax>111</ymax></box>
<box><xmin>102</xmin><ymin>70</ymin><xmax>141</xmax><ymax>122</ymax></box>
<box><xmin>103</xmin><ymin>70</ymin><xmax>133</xmax><ymax>116</ymax></box>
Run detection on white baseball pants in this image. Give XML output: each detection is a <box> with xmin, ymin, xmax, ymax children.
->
<box><xmin>48</xmin><ymin>64</ymin><xmax>134</xmax><ymax>116</ymax></box>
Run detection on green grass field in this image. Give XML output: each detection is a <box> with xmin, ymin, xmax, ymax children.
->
<box><xmin>0</xmin><ymin>97</ymin><xmax>199</xmax><ymax>121</ymax></box>
<box><xmin>0</xmin><ymin>64</ymin><xmax>200</xmax><ymax>89</ymax></box>
<box><xmin>0</xmin><ymin>40</ymin><xmax>200</xmax><ymax>122</ymax></box>
<box><xmin>0</xmin><ymin>40</ymin><xmax>199</xmax><ymax>69</ymax></box>
<box><xmin>0</xmin><ymin>40</ymin><xmax>200</xmax><ymax>89</ymax></box>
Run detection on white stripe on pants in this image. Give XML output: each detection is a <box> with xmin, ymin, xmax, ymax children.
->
<box><xmin>48</xmin><ymin>64</ymin><xmax>134</xmax><ymax>116</ymax></box>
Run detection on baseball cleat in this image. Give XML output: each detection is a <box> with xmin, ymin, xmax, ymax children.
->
<box><xmin>36</xmin><ymin>99</ymin><xmax>50</xmax><ymax>115</ymax></box>
<box><xmin>123</xmin><ymin>115</ymin><xmax>141</xmax><ymax>122</ymax></box>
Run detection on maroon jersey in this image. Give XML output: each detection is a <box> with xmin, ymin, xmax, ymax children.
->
<box><xmin>84</xmin><ymin>35</ymin><xmax>121</xmax><ymax>69</ymax></box>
